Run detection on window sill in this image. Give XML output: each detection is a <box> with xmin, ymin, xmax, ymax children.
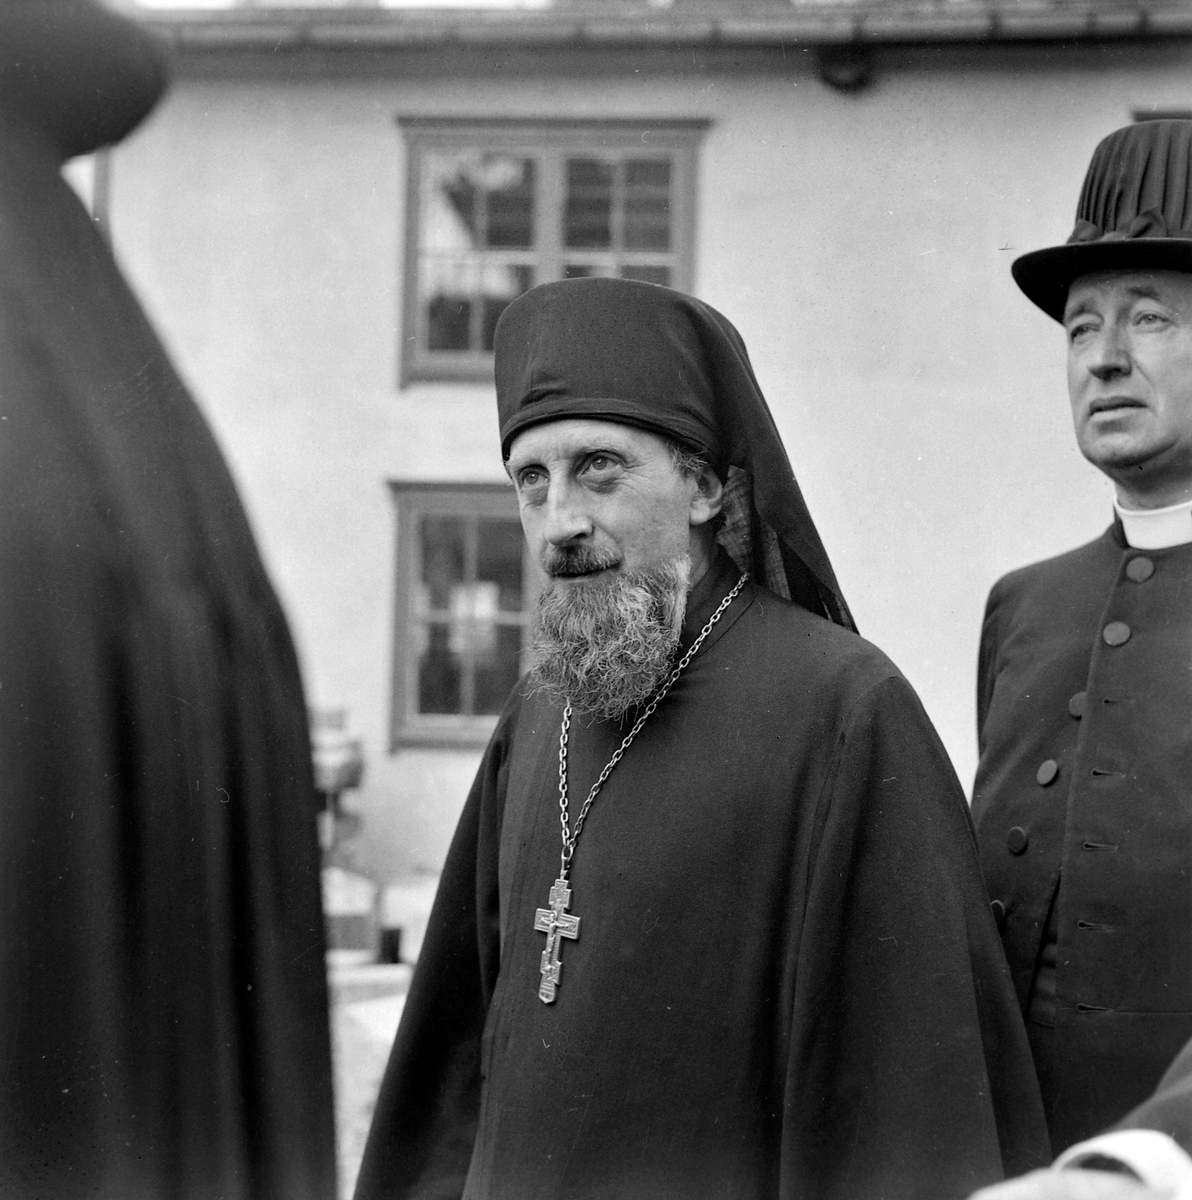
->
<box><xmin>390</xmin><ymin>715</ymin><xmax>501</xmax><ymax>751</ymax></box>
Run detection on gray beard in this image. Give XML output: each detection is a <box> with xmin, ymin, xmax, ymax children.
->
<box><xmin>528</xmin><ymin>556</ymin><xmax>692</xmax><ymax>722</ymax></box>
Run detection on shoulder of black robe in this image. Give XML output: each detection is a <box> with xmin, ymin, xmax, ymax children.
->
<box><xmin>779</xmin><ymin>658</ymin><xmax>1050</xmax><ymax>1195</ymax></box>
<box><xmin>0</xmin><ymin>6</ymin><xmax>336</xmax><ymax>1197</ymax></box>
<box><xmin>975</xmin><ymin>526</ymin><xmax>1120</xmax><ymax>749</ymax></box>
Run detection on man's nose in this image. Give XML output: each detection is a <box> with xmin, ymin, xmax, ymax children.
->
<box><xmin>542</xmin><ymin>482</ymin><xmax>593</xmax><ymax>545</ymax></box>
<box><xmin>1088</xmin><ymin>324</ymin><xmax>1132</xmax><ymax>380</ymax></box>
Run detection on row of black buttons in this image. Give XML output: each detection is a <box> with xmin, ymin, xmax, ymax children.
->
<box><xmin>991</xmin><ymin>555</ymin><xmax>1155</xmax><ymax>929</ymax></box>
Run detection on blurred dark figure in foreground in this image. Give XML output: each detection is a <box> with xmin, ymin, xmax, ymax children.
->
<box><xmin>0</xmin><ymin>3</ymin><xmax>337</xmax><ymax>1197</ymax></box>
<box><xmin>969</xmin><ymin>1036</ymin><xmax>1192</xmax><ymax>1200</ymax></box>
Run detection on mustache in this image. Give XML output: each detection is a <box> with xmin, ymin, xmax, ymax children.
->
<box><xmin>541</xmin><ymin>545</ymin><xmax>621</xmax><ymax>578</ymax></box>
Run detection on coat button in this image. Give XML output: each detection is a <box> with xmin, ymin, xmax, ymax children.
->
<box><xmin>1126</xmin><ymin>556</ymin><xmax>1155</xmax><ymax>583</ymax></box>
<box><xmin>1007</xmin><ymin>826</ymin><xmax>1029</xmax><ymax>855</ymax></box>
<box><xmin>1068</xmin><ymin>691</ymin><xmax>1087</xmax><ymax>719</ymax></box>
<box><xmin>1103</xmin><ymin>621</ymin><xmax>1131</xmax><ymax>646</ymax></box>
<box><xmin>1036</xmin><ymin>759</ymin><xmax>1059</xmax><ymax>786</ymax></box>
<box><xmin>990</xmin><ymin>899</ymin><xmax>1007</xmax><ymax>930</ymax></box>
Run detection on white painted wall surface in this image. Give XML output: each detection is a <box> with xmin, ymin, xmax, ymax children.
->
<box><xmin>105</xmin><ymin>39</ymin><xmax>1192</xmax><ymax>881</ymax></box>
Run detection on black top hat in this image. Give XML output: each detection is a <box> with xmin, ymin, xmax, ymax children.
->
<box><xmin>1013</xmin><ymin>119</ymin><xmax>1192</xmax><ymax>322</ymax></box>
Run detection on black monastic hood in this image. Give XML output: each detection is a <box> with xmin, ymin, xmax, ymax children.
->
<box><xmin>494</xmin><ymin>277</ymin><xmax>856</xmax><ymax>632</ymax></box>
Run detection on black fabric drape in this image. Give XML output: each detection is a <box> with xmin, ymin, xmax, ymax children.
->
<box><xmin>0</xmin><ymin>4</ymin><xmax>337</xmax><ymax>1196</ymax></box>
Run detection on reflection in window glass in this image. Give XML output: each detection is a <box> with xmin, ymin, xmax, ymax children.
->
<box><xmin>420</xmin><ymin>153</ymin><xmax>536</xmax><ymax>354</ymax></box>
<box><xmin>413</xmin><ymin>512</ymin><xmax>528</xmax><ymax>719</ymax></box>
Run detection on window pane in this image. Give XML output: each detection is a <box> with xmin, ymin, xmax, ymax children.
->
<box><xmin>476</xmin><ymin>517</ymin><xmax>526</xmax><ymax>611</ymax></box>
<box><xmin>418</xmin><ymin>622</ymin><xmax>462</xmax><ymax>714</ymax></box>
<box><xmin>421</xmin><ymin>516</ymin><xmax>466</xmax><ymax>609</ymax></box>
<box><xmin>624</xmin><ymin>158</ymin><xmax>671</xmax><ymax>251</ymax></box>
<box><xmin>423</xmin><ymin>151</ymin><xmax>483</xmax><ymax>253</ymax></box>
<box><xmin>620</xmin><ymin>264</ymin><xmax>671</xmax><ymax>287</ymax></box>
<box><xmin>565</xmin><ymin>158</ymin><xmax>612</xmax><ymax>249</ymax></box>
<box><xmin>484</xmin><ymin>157</ymin><xmax>535</xmax><ymax>249</ymax></box>
<box><xmin>482</xmin><ymin>264</ymin><xmax>534</xmax><ymax>351</ymax></box>
<box><xmin>426</xmin><ymin>295</ymin><xmax>472</xmax><ymax>351</ymax></box>
<box><xmin>474</xmin><ymin>625</ymin><xmax>524</xmax><ymax>715</ymax></box>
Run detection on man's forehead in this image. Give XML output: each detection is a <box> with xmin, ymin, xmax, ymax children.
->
<box><xmin>506</xmin><ymin>417</ymin><xmax>667</xmax><ymax>465</ymax></box>
<box><xmin>1064</xmin><ymin>268</ymin><xmax>1192</xmax><ymax>319</ymax></box>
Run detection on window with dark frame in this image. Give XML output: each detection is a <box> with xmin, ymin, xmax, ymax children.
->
<box><xmin>398</xmin><ymin>118</ymin><xmax>708</xmax><ymax>383</ymax></box>
<box><xmin>389</xmin><ymin>482</ymin><xmax>539</xmax><ymax>748</ymax></box>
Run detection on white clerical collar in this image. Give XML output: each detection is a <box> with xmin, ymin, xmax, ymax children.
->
<box><xmin>1114</xmin><ymin>495</ymin><xmax>1192</xmax><ymax>549</ymax></box>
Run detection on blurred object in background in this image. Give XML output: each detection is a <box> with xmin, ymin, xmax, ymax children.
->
<box><xmin>0</xmin><ymin>2</ymin><xmax>336</xmax><ymax>1197</ymax></box>
<box><xmin>378</xmin><ymin>872</ymin><xmax>439</xmax><ymax>965</ymax></box>
<box><xmin>323</xmin><ymin>866</ymin><xmax>380</xmax><ymax>964</ymax></box>
<box><xmin>329</xmin><ymin>957</ymin><xmax>411</xmax><ymax>1200</ymax></box>
<box><xmin>312</xmin><ymin>705</ymin><xmax>366</xmax><ymax>857</ymax></box>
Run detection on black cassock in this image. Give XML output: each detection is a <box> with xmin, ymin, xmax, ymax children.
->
<box><xmin>974</xmin><ymin>523</ymin><xmax>1192</xmax><ymax>1153</ymax></box>
<box><xmin>357</xmin><ymin>554</ymin><xmax>1048</xmax><ymax>1200</ymax></box>
<box><xmin>0</xmin><ymin>5</ymin><xmax>336</xmax><ymax>1197</ymax></box>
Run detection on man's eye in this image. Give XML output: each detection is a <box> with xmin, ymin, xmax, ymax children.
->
<box><xmin>586</xmin><ymin>454</ymin><xmax>616</xmax><ymax>473</ymax></box>
<box><xmin>1067</xmin><ymin>322</ymin><xmax>1095</xmax><ymax>344</ymax></box>
<box><xmin>1135</xmin><ymin>311</ymin><xmax>1168</xmax><ymax>328</ymax></box>
<box><xmin>517</xmin><ymin>469</ymin><xmax>545</xmax><ymax>490</ymax></box>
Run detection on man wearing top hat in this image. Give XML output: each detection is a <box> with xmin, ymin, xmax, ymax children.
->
<box><xmin>356</xmin><ymin>276</ymin><xmax>1047</xmax><ymax>1200</ymax></box>
<box><xmin>974</xmin><ymin>118</ymin><xmax>1192</xmax><ymax>1159</ymax></box>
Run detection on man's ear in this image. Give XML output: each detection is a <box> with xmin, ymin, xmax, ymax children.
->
<box><xmin>689</xmin><ymin>467</ymin><xmax>724</xmax><ymax>528</ymax></box>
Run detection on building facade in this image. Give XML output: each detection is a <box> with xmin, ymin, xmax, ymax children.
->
<box><xmin>101</xmin><ymin>0</ymin><xmax>1192</xmax><ymax>885</ymax></box>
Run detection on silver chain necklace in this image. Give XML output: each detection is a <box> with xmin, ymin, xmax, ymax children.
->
<box><xmin>531</xmin><ymin>572</ymin><xmax>748</xmax><ymax>1003</ymax></box>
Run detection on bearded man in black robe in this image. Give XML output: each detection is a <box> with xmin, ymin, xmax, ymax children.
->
<box><xmin>355</xmin><ymin>277</ymin><xmax>1047</xmax><ymax>1200</ymax></box>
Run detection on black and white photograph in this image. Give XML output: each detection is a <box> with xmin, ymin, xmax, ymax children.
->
<box><xmin>4</xmin><ymin>0</ymin><xmax>1192</xmax><ymax>1196</ymax></box>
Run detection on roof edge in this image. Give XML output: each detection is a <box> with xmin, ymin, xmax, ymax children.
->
<box><xmin>132</xmin><ymin>3</ymin><xmax>1192</xmax><ymax>50</ymax></box>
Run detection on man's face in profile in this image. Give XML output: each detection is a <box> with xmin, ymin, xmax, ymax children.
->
<box><xmin>1064</xmin><ymin>268</ymin><xmax>1192</xmax><ymax>502</ymax></box>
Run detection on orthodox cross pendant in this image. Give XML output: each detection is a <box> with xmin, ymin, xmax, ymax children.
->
<box><xmin>533</xmin><ymin>876</ymin><xmax>580</xmax><ymax>1004</ymax></box>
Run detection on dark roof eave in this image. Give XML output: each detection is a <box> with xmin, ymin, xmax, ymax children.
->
<box><xmin>134</xmin><ymin>3</ymin><xmax>1191</xmax><ymax>50</ymax></box>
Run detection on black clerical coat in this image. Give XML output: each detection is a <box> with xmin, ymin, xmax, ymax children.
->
<box><xmin>357</xmin><ymin>556</ymin><xmax>1047</xmax><ymax>1200</ymax></box>
<box><xmin>974</xmin><ymin>524</ymin><xmax>1192</xmax><ymax>1154</ymax></box>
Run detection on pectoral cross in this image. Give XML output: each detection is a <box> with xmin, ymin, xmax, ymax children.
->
<box><xmin>533</xmin><ymin>876</ymin><xmax>580</xmax><ymax>1004</ymax></box>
